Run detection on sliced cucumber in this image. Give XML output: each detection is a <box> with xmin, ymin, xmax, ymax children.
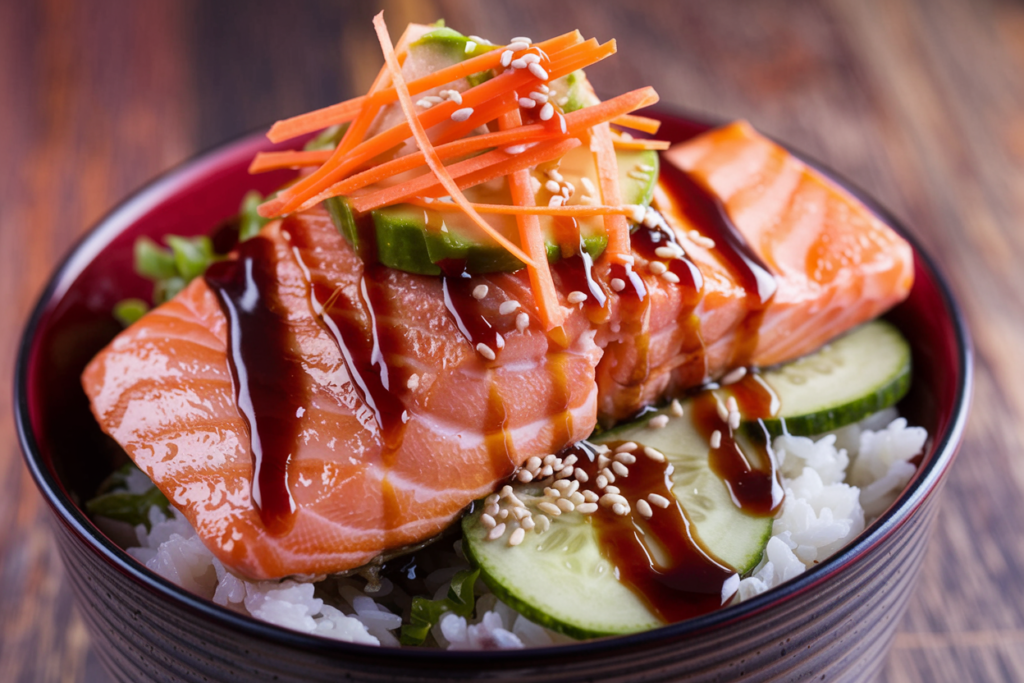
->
<box><xmin>462</xmin><ymin>402</ymin><xmax>772</xmax><ymax>638</ymax></box>
<box><xmin>751</xmin><ymin>319</ymin><xmax>911</xmax><ymax>437</ymax></box>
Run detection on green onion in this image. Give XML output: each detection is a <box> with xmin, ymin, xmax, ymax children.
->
<box><xmin>113</xmin><ymin>298</ymin><xmax>150</xmax><ymax>327</ymax></box>
<box><xmin>239</xmin><ymin>191</ymin><xmax>269</xmax><ymax>241</ymax></box>
<box><xmin>165</xmin><ymin>235</ymin><xmax>215</xmax><ymax>282</ymax></box>
<box><xmin>399</xmin><ymin>567</ymin><xmax>480</xmax><ymax>646</ymax></box>
<box><xmin>134</xmin><ymin>237</ymin><xmax>177</xmax><ymax>280</ymax></box>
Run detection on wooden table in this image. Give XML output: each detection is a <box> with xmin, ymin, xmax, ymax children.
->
<box><xmin>1</xmin><ymin>0</ymin><xmax>1020</xmax><ymax>680</ymax></box>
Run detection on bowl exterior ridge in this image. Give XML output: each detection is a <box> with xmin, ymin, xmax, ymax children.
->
<box><xmin>15</xmin><ymin>110</ymin><xmax>972</xmax><ymax>682</ymax></box>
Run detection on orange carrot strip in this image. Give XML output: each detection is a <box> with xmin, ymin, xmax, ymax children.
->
<box><xmin>430</xmin><ymin>91</ymin><xmax>520</xmax><ymax>146</ymax></box>
<box><xmin>499</xmin><ymin>109</ymin><xmax>565</xmax><ymax>330</ymax></box>
<box><xmin>263</xmin><ymin>39</ymin><xmax>613</xmax><ymax>216</ymax></box>
<box><xmin>249</xmin><ymin>149</ymin><xmax>332</xmax><ymax>173</ymax></box>
<box><xmin>591</xmin><ymin>121</ymin><xmax>631</xmax><ymax>261</ymax></box>
<box><xmin>372</xmin><ymin>12</ymin><xmax>534</xmax><ymax>267</ymax></box>
<box><xmin>612</xmin><ymin>138</ymin><xmax>671</xmax><ymax>151</ymax></box>
<box><xmin>612</xmin><ymin>114</ymin><xmax>661</xmax><ymax>134</ymax></box>
<box><xmin>352</xmin><ymin>137</ymin><xmax>580</xmax><ymax>213</ymax></box>
<box><xmin>408</xmin><ymin>199</ymin><xmax>639</xmax><ymax>217</ymax></box>
<box><xmin>266</xmin><ymin>31</ymin><xmax>583</xmax><ymax>143</ymax></box>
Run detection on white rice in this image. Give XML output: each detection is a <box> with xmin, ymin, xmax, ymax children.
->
<box><xmin>120</xmin><ymin>408</ymin><xmax>926</xmax><ymax>649</ymax></box>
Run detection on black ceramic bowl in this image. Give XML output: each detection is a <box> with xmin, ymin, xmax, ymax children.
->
<box><xmin>16</xmin><ymin>111</ymin><xmax>972</xmax><ymax>682</ymax></box>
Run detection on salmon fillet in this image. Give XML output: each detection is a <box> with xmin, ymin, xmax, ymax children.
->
<box><xmin>82</xmin><ymin>121</ymin><xmax>913</xmax><ymax>579</ymax></box>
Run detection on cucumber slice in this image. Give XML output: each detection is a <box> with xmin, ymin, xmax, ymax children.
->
<box><xmin>752</xmin><ymin>320</ymin><xmax>911</xmax><ymax>437</ymax></box>
<box><xmin>462</xmin><ymin>403</ymin><xmax>772</xmax><ymax>638</ymax></box>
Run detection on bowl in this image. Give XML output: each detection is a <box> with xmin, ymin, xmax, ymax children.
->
<box><xmin>15</xmin><ymin>110</ymin><xmax>972</xmax><ymax>682</ymax></box>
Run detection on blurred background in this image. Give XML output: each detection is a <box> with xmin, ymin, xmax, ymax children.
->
<box><xmin>2</xmin><ymin>0</ymin><xmax>1022</xmax><ymax>680</ymax></box>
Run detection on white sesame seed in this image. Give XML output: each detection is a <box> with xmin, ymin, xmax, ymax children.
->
<box><xmin>544</xmin><ymin>487</ymin><xmax>560</xmax><ymax>498</ymax></box>
<box><xmin>526</xmin><ymin>456</ymin><xmax>542</xmax><ymax>470</ymax></box>
<box><xmin>543</xmin><ymin>454</ymin><xmax>556</xmax><ymax>466</ymax></box>
<box><xmin>517</xmin><ymin>469</ymin><xmax>534</xmax><ymax>483</ymax></box>
<box><xmin>486</xmin><ymin>493</ymin><xmax>500</xmax><ymax>506</ymax></box>
<box><xmin>548</xmin><ymin>195</ymin><xmax>564</xmax><ymax>207</ymax></box>
<box><xmin>516</xmin><ymin>312</ymin><xmax>530</xmax><ymax>332</ymax></box>
<box><xmin>567</xmin><ymin>290</ymin><xmax>587</xmax><ymax>304</ymax></box>
<box><xmin>538</xmin><ymin>101</ymin><xmax>554</xmax><ymax>120</ymax></box>
<box><xmin>636</xmin><ymin>499</ymin><xmax>654</xmax><ymax>518</ymax></box>
<box><xmin>610</xmin><ymin>278</ymin><xmax>626</xmax><ymax>292</ymax></box>
<box><xmin>498</xmin><ymin>300</ymin><xmax>521</xmax><ymax>315</ymax></box>
<box><xmin>595</xmin><ymin>444</ymin><xmax>611</xmax><ymax>454</ymax></box>
<box><xmin>529</xmin><ymin>177</ymin><xmax>542</xmax><ymax>195</ymax></box>
<box><xmin>576</xmin><ymin>503</ymin><xmax>598</xmax><ymax>514</ymax></box>
<box><xmin>722</xmin><ymin>367</ymin><xmax>748</xmax><ymax>385</ymax></box>
<box><xmin>583</xmin><ymin>490</ymin><xmax>599</xmax><ymax>503</ymax></box>
<box><xmin>528</xmin><ymin>63</ymin><xmax>549</xmax><ymax>80</ymax></box>
<box><xmin>642</xmin><ymin>210</ymin><xmax>661</xmax><ymax>228</ymax></box>
<box><xmin>557</xmin><ymin>96</ymin><xmax>569</xmax><ymax>106</ymax></box>
<box><xmin>407</xmin><ymin>373</ymin><xmax>420</xmax><ymax>390</ymax></box>
<box><xmin>510</xmin><ymin>58</ymin><xmax>528</xmax><ymax>70</ymax></box>
<box><xmin>545</xmin><ymin>179</ymin><xmax>561</xmax><ymax>193</ymax></box>
<box><xmin>596</xmin><ymin>474</ymin><xmax>608</xmax><ymax>489</ymax></box>
<box><xmin>569</xmin><ymin>491</ymin><xmax>585</xmax><ymax>505</ymax></box>
<box><xmin>504</xmin><ymin>144</ymin><xmax>528</xmax><ymax>155</ymax></box>
<box><xmin>612</xmin><ymin>461</ymin><xmax>629</xmax><ymax>477</ymax></box>
<box><xmin>614</xmin><ymin>452</ymin><xmax>637</xmax><ymax>465</ymax></box>
<box><xmin>601</xmin><ymin>467</ymin><xmax>616</xmax><ymax>483</ymax></box>
<box><xmin>562</xmin><ymin>181</ymin><xmax>574</xmax><ymax>197</ymax></box>
<box><xmin>522</xmin><ymin>53</ymin><xmax>541</xmax><ymax>65</ymax></box>
<box><xmin>649</xmin><ymin>261</ymin><xmax>667</xmax><ymax>275</ymax></box>
<box><xmin>539</xmin><ymin>84</ymin><xmax>549</xmax><ymax>93</ymax></box>
<box><xmin>558</xmin><ymin>114</ymin><xmax>566</xmax><ymax>133</ymax></box>
<box><xmin>670</xmin><ymin>399</ymin><xmax>684</xmax><ymax>417</ymax></box>
<box><xmin>597</xmin><ymin>454</ymin><xmax>611</xmax><ymax>470</ymax></box>
<box><xmin>726</xmin><ymin>397</ymin><xmax>738</xmax><ymax>413</ymax></box>
<box><xmin>600</xmin><ymin>493</ymin><xmax>625</xmax><ymax>507</ymax></box>
<box><xmin>711</xmin><ymin>430</ymin><xmax>722</xmax><ymax>449</ymax></box>
<box><xmin>540</xmin><ymin>465</ymin><xmax>553</xmax><ymax>477</ymax></box>
<box><xmin>615</xmin><ymin>442</ymin><xmax>637</xmax><ymax>453</ymax></box>
<box><xmin>649</xmin><ymin>414</ymin><xmax>670</xmax><ymax>429</ymax></box>
<box><xmin>416</xmin><ymin>99</ymin><xmax>434</xmax><ymax>109</ymax></box>
<box><xmin>513</xmin><ymin>506</ymin><xmax>530</xmax><ymax>520</ymax></box>
<box><xmin>612</xmin><ymin>503</ymin><xmax>629</xmax><ymax>516</ymax></box>
<box><xmin>500</xmin><ymin>50</ymin><xmax>514</xmax><ymax>67</ymax></box>
<box><xmin>643</xmin><ymin>446</ymin><xmax>666</xmax><ymax>462</ymax></box>
<box><xmin>469</xmin><ymin>35</ymin><xmax>489</xmax><ymax>44</ymax></box>
<box><xmin>480</xmin><ymin>513</ymin><xmax>496</xmax><ymax>529</ymax></box>
<box><xmin>555</xmin><ymin>466</ymin><xmax>574</xmax><ymax>479</ymax></box>
<box><xmin>716</xmin><ymin>401</ymin><xmax>729</xmax><ymax>421</ymax></box>
<box><xmin>465</xmin><ymin>40</ymin><xmax>477</xmax><ymax>53</ymax></box>
<box><xmin>451</xmin><ymin>107</ymin><xmax>474</xmax><ymax>122</ymax></box>
<box><xmin>488</xmin><ymin>522</ymin><xmax>507</xmax><ymax>540</ymax></box>
<box><xmin>655</xmin><ymin>246</ymin><xmax>681</xmax><ymax>259</ymax></box>
<box><xmin>546</xmin><ymin>169</ymin><xmax>563</xmax><ymax>182</ymax></box>
<box><xmin>538</xmin><ymin>501</ymin><xmax>561</xmax><ymax>517</ymax></box>
<box><xmin>580</xmin><ymin>177</ymin><xmax>596</xmax><ymax>195</ymax></box>
<box><xmin>628</xmin><ymin>170</ymin><xmax>651</xmax><ymax>181</ymax></box>
<box><xmin>521</xmin><ymin>516</ymin><xmax>536</xmax><ymax>530</ymax></box>
<box><xmin>529</xmin><ymin>91</ymin><xmax>548</xmax><ymax>103</ymax></box>
<box><xmin>476</xmin><ymin>343</ymin><xmax>496</xmax><ymax>360</ymax></box>
<box><xmin>508</xmin><ymin>40</ymin><xmax>530</xmax><ymax>51</ymax></box>
<box><xmin>605</xmin><ymin>485</ymin><xmax>620</xmax><ymax>495</ymax></box>
<box><xmin>574</xmin><ymin>468</ymin><xmax>589</xmax><ymax>483</ymax></box>
<box><xmin>536</xmin><ymin>514</ymin><xmax>550</xmax><ymax>531</ymax></box>
<box><xmin>485</xmin><ymin>503</ymin><xmax>499</xmax><ymax>517</ymax></box>
<box><xmin>661</xmin><ymin>271</ymin><xmax>681</xmax><ymax>284</ymax></box>
<box><xmin>518</xmin><ymin>97</ymin><xmax>536</xmax><ymax>109</ymax></box>
<box><xmin>729</xmin><ymin>411</ymin><xmax>741</xmax><ymax>430</ymax></box>
<box><xmin>563</xmin><ymin>455</ymin><xmax>578</xmax><ymax>467</ymax></box>
<box><xmin>497</xmin><ymin>508</ymin><xmax>509</xmax><ymax>520</ymax></box>
<box><xmin>507</xmin><ymin>527</ymin><xmax>526</xmax><ymax>546</ymax></box>
<box><xmin>638</xmin><ymin>163</ymin><xmax>655</xmax><ymax>173</ymax></box>
<box><xmin>552</xmin><ymin>479</ymin><xmax>571</xmax><ymax>492</ymax></box>
<box><xmin>472</xmin><ymin>284</ymin><xmax>489</xmax><ymax>299</ymax></box>
<box><xmin>648</xmin><ymin>493</ymin><xmax>671</xmax><ymax>509</ymax></box>
<box><xmin>511</xmin><ymin>36</ymin><xmax>533</xmax><ymax>44</ymax></box>
<box><xmin>495</xmin><ymin>333</ymin><xmax>505</xmax><ymax>349</ymax></box>
<box><xmin>556</xmin><ymin>498</ymin><xmax>575</xmax><ymax>513</ymax></box>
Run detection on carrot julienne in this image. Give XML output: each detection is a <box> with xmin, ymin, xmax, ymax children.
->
<box><xmin>408</xmin><ymin>198</ymin><xmax>642</xmax><ymax>218</ymax></box>
<box><xmin>591</xmin><ymin>121</ymin><xmax>632</xmax><ymax>261</ymax></box>
<box><xmin>612</xmin><ymin>138</ymin><xmax>671</xmax><ymax>151</ymax></box>
<box><xmin>371</xmin><ymin>12</ymin><xmax>535</xmax><ymax>268</ymax></box>
<box><xmin>612</xmin><ymin>114</ymin><xmax>661</xmax><ymax>134</ymax></box>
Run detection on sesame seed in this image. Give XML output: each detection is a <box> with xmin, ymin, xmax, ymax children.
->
<box><xmin>476</xmin><ymin>343</ymin><xmax>496</xmax><ymax>361</ymax></box>
<box><xmin>556</xmin><ymin>498</ymin><xmax>575</xmax><ymax>512</ymax></box>
<box><xmin>599</xmin><ymin>493</ymin><xmax>622</xmax><ymax>507</ymax></box>
<box><xmin>597</xmin><ymin>454</ymin><xmax>611</xmax><ymax>469</ymax></box>
<box><xmin>562</xmin><ymin>181</ymin><xmax>575</xmax><ymax>197</ymax></box>
<box><xmin>543</xmin><ymin>454</ymin><xmax>556</xmax><ymax>465</ymax></box>
<box><xmin>513</xmin><ymin>507</ymin><xmax>530</xmax><ymax>520</ymax></box>
<box><xmin>583</xmin><ymin>490</ymin><xmax>599</xmax><ymax>503</ymax></box>
<box><xmin>416</xmin><ymin>99</ymin><xmax>434</xmax><ymax>109</ymax></box>
<box><xmin>545</xmin><ymin>179</ymin><xmax>561</xmax><ymax>193</ymax></box>
<box><xmin>553</xmin><ymin>479</ymin><xmax>571</xmax><ymax>491</ymax></box>
<box><xmin>516</xmin><ymin>312</ymin><xmax>530</xmax><ymax>332</ymax></box>
<box><xmin>605</xmin><ymin>485</ymin><xmax>620</xmax><ymax>495</ymax></box>
<box><xmin>596</xmin><ymin>474</ymin><xmax>609</xmax><ymax>489</ymax></box>
<box><xmin>567</xmin><ymin>290</ymin><xmax>587</xmax><ymax>304</ymax></box>
<box><xmin>500</xmin><ymin>50</ymin><xmax>514</xmax><ymax>67</ymax></box>
<box><xmin>670</xmin><ymin>399</ymin><xmax>684</xmax><ymax>417</ymax></box>
<box><xmin>544</xmin><ymin>487</ymin><xmax>560</xmax><ymax>498</ymax></box>
<box><xmin>469</xmin><ymin>35</ymin><xmax>489</xmax><ymax>44</ymax></box>
<box><xmin>610</xmin><ymin>278</ymin><xmax>626</xmax><ymax>292</ymax></box>
<box><xmin>612</xmin><ymin>503</ymin><xmax>629</xmax><ymax>516</ymax></box>
<box><xmin>636</xmin><ymin>499</ymin><xmax>654</xmax><ymax>518</ymax></box>
<box><xmin>517</xmin><ymin>469</ymin><xmax>534</xmax><ymax>483</ymax></box>
<box><xmin>499</xmin><ymin>300</ymin><xmax>521</xmax><ymax>315</ymax></box>
<box><xmin>569</xmin><ymin>491</ymin><xmax>585</xmax><ymax>505</ymax></box>
<box><xmin>574</xmin><ymin>469</ymin><xmax>589</xmax><ymax>483</ymax></box>
<box><xmin>510</xmin><ymin>58</ymin><xmax>528</xmax><ymax>70</ymax></box>
<box><xmin>528</xmin><ymin>63</ymin><xmax>549</xmax><ymax>80</ymax></box>
<box><xmin>655</xmin><ymin>246</ymin><xmax>682</xmax><ymax>259</ymax></box>
<box><xmin>548</xmin><ymin>195</ymin><xmax>564</xmax><ymax>207</ymax></box>
<box><xmin>484</xmin><ymin>503</ymin><xmax>499</xmax><ymax>517</ymax></box>
<box><xmin>722</xmin><ymin>366</ymin><xmax>748</xmax><ymax>385</ymax></box>
<box><xmin>508</xmin><ymin>527</ymin><xmax>526</xmax><ymax>546</ymax></box>
<box><xmin>446</xmin><ymin>90</ymin><xmax>463</xmax><ymax>104</ymax></box>
<box><xmin>557</xmin><ymin>96</ymin><xmax>570</xmax><ymax>106</ymax></box>
<box><xmin>615</xmin><ymin>442</ymin><xmax>637</xmax><ymax>453</ymax></box>
<box><xmin>642</xmin><ymin>211</ymin><xmax>661</xmax><ymax>228</ymax></box>
<box><xmin>580</xmin><ymin>177</ymin><xmax>596</xmax><ymax>195</ymax></box>
<box><xmin>729</xmin><ymin>411</ymin><xmax>741</xmax><ymax>430</ymax></box>
<box><xmin>711</xmin><ymin>430</ymin><xmax>722</xmax><ymax>449</ymax></box>
<box><xmin>497</xmin><ymin>508</ymin><xmax>509</xmax><ymax>520</ymax></box>
<box><xmin>643</xmin><ymin>446</ymin><xmax>666</xmax><ymax>462</ymax></box>
<box><xmin>451</xmin><ymin>107</ymin><xmax>474</xmax><ymax>122</ymax></box>
<box><xmin>649</xmin><ymin>414</ymin><xmax>670</xmax><ymax>429</ymax></box>
<box><xmin>511</xmin><ymin>36</ymin><xmax>533</xmax><ymax>44</ymax></box>
<box><xmin>540</xmin><ymin>465</ymin><xmax>553</xmax><ymax>477</ymax></box>
<box><xmin>481</xmin><ymin>513</ymin><xmax>497</xmax><ymax>529</ymax></box>
<box><xmin>529</xmin><ymin>91</ymin><xmax>548</xmax><ymax>102</ymax></box>
<box><xmin>407</xmin><ymin>373</ymin><xmax>420</xmax><ymax>390</ymax></box>
<box><xmin>563</xmin><ymin>455</ymin><xmax>578</xmax><ymax>467</ymax></box>
<box><xmin>595</xmin><ymin>444</ymin><xmax>611</xmax><ymax>454</ymax></box>
<box><xmin>538</xmin><ymin>501</ymin><xmax>561</xmax><ymax>517</ymax></box>
<box><xmin>495</xmin><ymin>333</ymin><xmax>505</xmax><ymax>349</ymax></box>
<box><xmin>526</xmin><ymin>456</ymin><xmax>542</xmax><ymax>470</ymax></box>
<box><xmin>648</xmin><ymin>493</ymin><xmax>671</xmax><ymax>508</ymax></box>
<box><xmin>661</xmin><ymin>271</ymin><xmax>681</xmax><ymax>284</ymax></box>
<box><xmin>507</xmin><ymin>40</ymin><xmax>529</xmax><ymax>50</ymax></box>
<box><xmin>530</xmin><ymin>176</ymin><xmax>542</xmax><ymax>193</ymax></box>
<box><xmin>487</xmin><ymin>523</ymin><xmax>507</xmax><ymax>540</ymax></box>
<box><xmin>555</xmin><ymin>466</ymin><xmax>574</xmax><ymax>479</ymax></box>
<box><xmin>546</xmin><ymin>168</ymin><xmax>563</xmax><ymax>181</ymax></box>
<box><xmin>486</xmin><ymin>493</ymin><xmax>500</xmax><ymax>506</ymax></box>
<box><xmin>523</xmin><ymin>53</ymin><xmax>541</xmax><ymax>65</ymax></box>
<box><xmin>576</xmin><ymin>503</ymin><xmax>598</xmax><ymax>514</ymax></box>
<box><xmin>558</xmin><ymin>114</ymin><xmax>566</xmax><ymax>134</ymax></box>
<box><xmin>614</xmin><ymin>452</ymin><xmax>637</xmax><ymax>465</ymax></box>
<box><xmin>472</xmin><ymin>284</ymin><xmax>489</xmax><ymax>299</ymax></box>
<box><xmin>649</xmin><ymin>261</ymin><xmax>668</xmax><ymax>275</ymax></box>
<box><xmin>612</xmin><ymin>461</ymin><xmax>630</xmax><ymax>477</ymax></box>
<box><xmin>628</xmin><ymin>204</ymin><xmax>646</xmax><ymax>223</ymax></box>
<box><xmin>716</xmin><ymin>401</ymin><xmax>729</xmax><ymax>421</ymax></box>
<box><xmin>629</xmin><ymin>170</ymin><xmax>652</xmax><ymax>181</ymax></box>
<box><xmin>504</xmin><ymin>144</ymin><xmax>528</xmax><ymax>154</ymax></box>
<box><xmin>601</xmin><ymin>467</ymin><xmax>616</xmax><ymax>483</ymax></box>
<box><xmin>518</xmin><ymin>97</ymin><xmax>536</xmax><ymax>109</ymax></box>
<box><xmin>465</xmin><ymin>41</ymin><xmax>477</xmax><ymax>53</ymax></box>
<box><xmin>726</xmin><ymin>397</ymin><xmax>738</xmax><ymax>413</ymax></box>
<box><xmin>538</xmin><ymin>102</ymin><xmax>554</xmax><ymax>120</ymax></box>
<box><xmin>521</xmin><ymin>516</ymin><xmax>536</xmax><ymax>530</ymax></box>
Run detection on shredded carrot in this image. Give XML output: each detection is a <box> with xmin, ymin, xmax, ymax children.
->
<box><xmin>249</xmin><ymin>149</ymin><xmax>332</xmax><ymax>173</ymax></box>
<box><xmin>408</xmin><ymin>198</ymin><xmax>640</xmax><ymax>218</ymax></box>
<box><xmin>499</xmin><ymin>109</ymin><xmax>565</xmax><ymax>330</ymax></box>
<box><xmin>590</xmin><ymin>121</ymin><xmax>631</xmax><ymax>261</ymax></box>
<box><xmin>266</xmin><ymin>31</ymin><xmax>584</xmax><ymax>144</ymax></box>
<box><xmin>351</xmin><ymin>138</ymin><xmax>581</xmax><ymax>214</ymax></box>
<box><xmin>612</xmin><ymin>138</ymin><xmax>671</xmax><ymax>151</ymax></box>
<box><xmin>372</xmin><ymin>12</ymin><xmax>535</xmax><ymax>268</ymax></box>
<box><xmin>611</xmin><ymin>114</ymin><xmax>661</xmax><ymax>134</ymax></box>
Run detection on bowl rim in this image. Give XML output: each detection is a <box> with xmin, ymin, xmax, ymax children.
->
<box><xmin>14</xmin><ymin>107</ymin><xmax>974</xmax><ymax>666</ymax></box>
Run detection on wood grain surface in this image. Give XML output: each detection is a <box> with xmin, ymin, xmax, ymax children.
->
<box><xmin>1</xmin><ymin>0</ymin><xmax>1020</xmax><ymax>680</ymax></box>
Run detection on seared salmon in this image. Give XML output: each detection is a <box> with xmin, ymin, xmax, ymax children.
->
<box><xmin>82</xmin><ymin>122</ymin><xmax>913</xmax><ymax>579</ymax></box>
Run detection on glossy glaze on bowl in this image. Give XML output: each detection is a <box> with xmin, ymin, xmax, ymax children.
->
<box><xmin>15</xmin><ymin>111</ymin><xmax>972</xmax><ymax>682</ymax></box>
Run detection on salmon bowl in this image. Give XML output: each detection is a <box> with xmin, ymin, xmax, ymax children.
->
<box><xmin>15</xmin><ymin>103</ymin><xmax>971</xmax><ymax>682</ymax></box>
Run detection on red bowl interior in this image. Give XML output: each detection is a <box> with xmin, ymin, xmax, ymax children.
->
<box><xmin>15</xmin><ymin>111</ymin><xmax>972</xmax><ymax>654</ymax></box>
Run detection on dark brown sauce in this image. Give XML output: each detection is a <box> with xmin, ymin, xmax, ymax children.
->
<box><xmin>440</xmin><ymin>273</ymin><xmax>506</xmax><ymax>358</ymax></box>
<box><xmin>568</xmin><ymin>442</ymin><xmax>740</xmax><ymax>623</ymax></box>
<box><xmin>204</xmin><ymin>236</ymin><xmax>304</xmax><ymax>534</ymax></box>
